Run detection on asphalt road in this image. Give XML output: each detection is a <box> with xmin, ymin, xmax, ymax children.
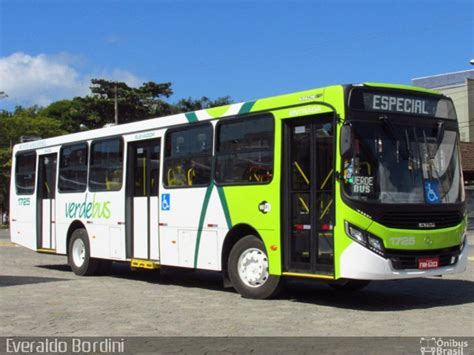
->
<box><xmin>1</xmin><ymin>228</ymin><xmax>473</xmax><ymax>338</ymax></box>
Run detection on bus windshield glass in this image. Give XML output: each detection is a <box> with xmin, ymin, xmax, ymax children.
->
<box><xmin>341</xmin><ymin>121</ymin><xmax>463</xmax><ymax>204</ymax></box>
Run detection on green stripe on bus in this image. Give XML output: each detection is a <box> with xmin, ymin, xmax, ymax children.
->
<box><xmin>185</xmin><ymin>112</ymin><xmax>199</xmax><ymax>123</ymax></box>
<box><xmin>216</xmin><ymin>186</ymin><xmax>232</xmax><ymax>229</ymax></box>
<box><xmin>193</xmin><ymin>181</ymin><xmax>214</xmax><ymax>268</ymax></box>
<box><xmin>207</xmin><ymin>105</ymin><xmax>230</xmax><ymax>118</ymax></box>
<box><xmin>238</xmin><ymin>101</ymin><xmax>256</xmax><ymax>114</ymax></box>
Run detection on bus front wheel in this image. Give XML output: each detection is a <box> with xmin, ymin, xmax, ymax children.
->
<box><xmin>228</xmin><ymin>235</ymin><xmax>281</xmax><ymax>299</ymax></box>
<box><xmin>68</xmin><ymin>228</ymin><xmax>99</xmax><ymax>276</ymax></box>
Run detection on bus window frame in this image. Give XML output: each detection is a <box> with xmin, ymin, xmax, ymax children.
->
<box><xmin>58</xmin><ymin>141</ymin><xmax>89</xmax><ymax>194</ymax></box>
<box><xmin>213</xmin><ymin>113</ymin><xmax>275</xmax><ymax>187</ymax></box>
<box><xmin>15</xmin><ymin>150</ymin><xmax>37</xmax><ymax>195</ymax></box>
<box><xmin>88</xmin><ymin>136</ymin><xmax>124</xmax><ymax>192</ymax></box>
<box><xmin>162</xmin><ymin>121</ymin><xmax>214</xmax><ymax>189</ymax></box>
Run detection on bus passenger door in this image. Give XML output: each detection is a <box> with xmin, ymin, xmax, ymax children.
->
<box><xmin>126</xmin><ymin>138</ymin><xmax>161</xmax><ymax>261</ymax></box>
<box><xmin>37</xmin><ymin>153</ymin><xmax>57</xmax><ymax>250</ymax></box>
<box><xmin>283</xmin><ymin>115</ymin><xmax>335</xmax><ymax>275</ymax></box>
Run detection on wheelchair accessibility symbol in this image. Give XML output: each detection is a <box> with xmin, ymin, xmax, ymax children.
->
<box><xmin>161</xmin><ymin>194</ymin><xmax>170</xmax><ymax>211</ymax></box>
<box><xmin>424</xmin><ymin>181</ymin><xmax>440</xmax><ymax>204</ymax></box>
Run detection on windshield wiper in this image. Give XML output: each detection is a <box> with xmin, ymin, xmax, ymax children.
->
<box><xmin>424</xmin><ymin>121</ymin><xmax>445</xmax><ymax>160</ymax></box>
<box><xmin>404</xmin><ymin>129</ymin><xmax>415</xmax><ymax>182</ymax></box>
<box><xmin>436</xmin><ymin>121</ymin><xmax>445</xmax><ymax>147</ymax></box>
<box><xmin>380</xmin><ymin>115</ymin><xmax>405</xmax><ymax>162</ymax></box>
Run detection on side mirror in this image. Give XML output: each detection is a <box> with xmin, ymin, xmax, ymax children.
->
<box><xmin>340</xmin><ymin>124</ymin><xmax>351</xmax><ymax>156</ymax></box>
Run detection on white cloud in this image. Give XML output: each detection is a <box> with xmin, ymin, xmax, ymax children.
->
<box><xmin>0</xmin><ymin>52</ymin><xmax>143</xmax><ymax>107</ymax></box>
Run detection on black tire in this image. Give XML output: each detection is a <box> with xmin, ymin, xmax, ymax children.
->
<box><xmin>329</xmin><ymin>279</ymin><xmax>371</xmax><ymax>292</ymax></box>
<box><xmin>228</xmin><ymin>235</ymin><xmax>281</xmax><ymax>299</ymax></box>
<box><xmin>68</xmin><ymin>228</ymin><xmax>99</xmax><ymax>276</ymax></box>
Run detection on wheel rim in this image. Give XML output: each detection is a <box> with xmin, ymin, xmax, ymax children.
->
<box><xmin>72</xmin><ymin>238</ymin><xmax>86</xmax><ymax>267</ymax></box>
<box><xmin>237</xmin><ymin>247</ymin><xmax>269</xmax><ymax>288</ymax></box>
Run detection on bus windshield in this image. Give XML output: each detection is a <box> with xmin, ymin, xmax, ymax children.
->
<box><xmin>341</xmin><ymin>120</ymin><xmax>463</xmax><ymax>204</ymax></box>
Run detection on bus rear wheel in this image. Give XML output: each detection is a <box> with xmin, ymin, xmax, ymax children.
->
<box><xmin>68</xmin><ymin>228</ymin><xmax>99</xmax><ymax>276</ymax></box>
<box><xmin>228</xmin><ymin>235</ymin><xmax>281</xmax><ymax>299</ymax></box>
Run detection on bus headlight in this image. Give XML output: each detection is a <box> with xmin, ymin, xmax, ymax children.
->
<box><xmin>367</xmin><ymin>235</ymin><xmax>384</xmax><ymax>255</ymax></box>
<box><xmin>345</xmin><ymin>222</ymin><xmax>366</xmax><ymax>244</ymax></box>
<box><xmin>345</xmin><ymin>221</ymin><xmax>386</xmax><ymax>257</ymax></box>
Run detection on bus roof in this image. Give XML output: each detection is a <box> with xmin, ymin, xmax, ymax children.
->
<box><xmin>13</xmin><ymin>82</ymin><xmax>442</xmax><ymax>153</ymax></box>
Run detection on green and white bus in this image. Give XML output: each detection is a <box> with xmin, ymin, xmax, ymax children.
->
<box><xmin>10</xmin><ymin>83</ymin><xmax>468</xmax><ymax>299</ymax></box>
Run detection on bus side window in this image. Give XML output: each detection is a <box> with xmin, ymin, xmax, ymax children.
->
<box><xmin>163</xmin><ymin>123</ymin><xmax>212</xmax><ymax>188</ymax></box>
<box><xmin>214</xmin><ymin>115</ymin><xmax>274</xmax><ymax>185</ymax></box>
<box><xmin>59</xmin><ymin>143</ymin><xmax>88</xmax><ymax>193</ymax></box>
<box><xmin>15</xmin><ymin>151</ymin><xmax>37</xmax><ymax>195</ymax></box>
<box><xmin>89</xmin><ymin>137</ymin><xmax>124</xmax><ymax>192</ymax></box>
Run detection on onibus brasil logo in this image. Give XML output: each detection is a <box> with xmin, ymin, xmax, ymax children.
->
<box><xmin>420</xmin><ymin>337</ymin><xmax>469</xmax><ymax>355</ymax></box>
<box><xmin>65</xmin><ymin>193</ymin><xmax>111</xmax><ymax>220</ymax></box>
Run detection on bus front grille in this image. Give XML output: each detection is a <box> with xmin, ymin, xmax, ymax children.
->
<box><xmin>378</xmin><ymin>211</ymin><xmax>464</xmax><ymax>229</ymax></box>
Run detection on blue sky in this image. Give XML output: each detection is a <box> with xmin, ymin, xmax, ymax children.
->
<box><xmin>0</xmin><ymin>0</ymin><xmax>472</xmax><ymax>110</ymax></box>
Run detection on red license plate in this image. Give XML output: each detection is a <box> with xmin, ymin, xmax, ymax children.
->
<box><xmin>418</xmin><ymin>257</ymin><xmax>439</xmax><ymax>269</ymax></box>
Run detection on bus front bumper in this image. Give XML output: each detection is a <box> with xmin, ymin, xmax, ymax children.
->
<box><xmin>339</xmin><ymin>241</ymin><xmax>469</xmax><ymax>280</ymax></box>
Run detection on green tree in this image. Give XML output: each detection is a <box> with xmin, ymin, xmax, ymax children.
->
<box><xmin>83</xmin><ymin>79</ymin><xmax>232</xmax><ymax>128</ymax></box>
<box><xmin>40</xmin><ymin>99</ymin><xmax>86</xmax><ymax>132</ymax></box>
<box><xmin>84</xmin><ymin>79</ymin><xmax>174</xmax><ymax>128</ymax></box>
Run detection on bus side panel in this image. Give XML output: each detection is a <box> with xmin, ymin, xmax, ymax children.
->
<box><xmin>160</xmin><ymin>227</ymin><xmax>220</xmax><ymax>269</ymax></box>
<box><xmin>55</xmin><ymin>222</ymin><xmax>69</xmax><ymax>254</ymax></box>
<box><xmin>89</xmin><ymin>191</ymin><xmax>125</xmax><ymax>260</ymax></box>
<box><xmin>55</xmin><ymin>192</ymin><xmax>76</xmax><ymax>255</ymax></box>
<box><xmin>10</xmin><ymin>203</ymin><xmax>38</xmax><ymax>251</ymax></box>
<box><xmin>160</xmin><ymin>187</ymin><xmax>212</xmax><ymax>267</ymax></box>
<box><xmin>10</xmin><ymin>155</ymin><xmax>38</xmax><ymax>251</ymax></box>
<box><xmin>222</xmin><ymin>185</ymin><xmax>281</xmax><ymax>274</ymax></box>
<box><xmin>56</xmin><ymin>190</ymin><xmax>126</xmax><ymax>260</ymax></box>
<box><xmin>195</xmin><ymin>230</ymin><xmax>219</xmax><ymax>269</ymax></box>
<box><xmin>159</xmin><ymin>227</ymin><xmax>180</xmax><ymax>266</ymax></box>
<box><xmin>159</xmin><ymin>187</ymin><xmax>221</xmax><ymax>269</ymax></box>
<box><xmin>196</xmin><ymin>188</ymin><xmax>232</xmax><ymax>270</ymax></box>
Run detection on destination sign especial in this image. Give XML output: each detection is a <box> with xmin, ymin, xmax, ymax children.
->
<box><xmin>369</xmin><ymin>94</ymin><xmax>433</xmax><ymax>115</ymax></box>
<box><xmin>349</xmin><ymin>88</ymin><xmax>456</xmax><ymax>119</ymax></box>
